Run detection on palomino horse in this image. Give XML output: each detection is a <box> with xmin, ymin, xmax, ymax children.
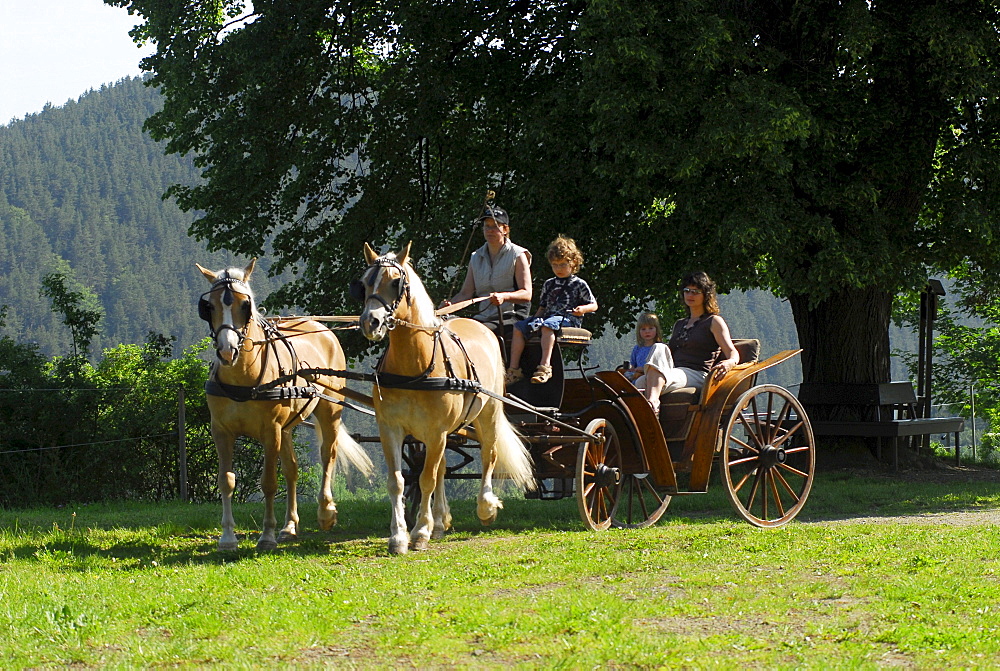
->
<box><xmin>196</xmin><ymin>259</ymin><xmax>373</xmax><ymax>551</ymax></box>
<box><xmin>357</xmin><ymin>242</ymin><xmax>535</xmax><ymax>554</ymax></box>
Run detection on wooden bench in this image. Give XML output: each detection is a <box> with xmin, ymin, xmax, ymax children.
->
<box><xmin>797</xmin><ymin>381</ymin><xmax>964</xmax><ymax>469</ymax></box>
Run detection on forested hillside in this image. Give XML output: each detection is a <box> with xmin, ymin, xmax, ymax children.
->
<box><xmin>0</xmin><ymin>76</ymin><xmax>286</xmax><ymax>357</ymax></box>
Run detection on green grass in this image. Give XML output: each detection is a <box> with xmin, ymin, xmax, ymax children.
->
<box><xmin>2</xmin><ymin>471</ymin><xmax>1000</xmax><ymax>668</ymax></box>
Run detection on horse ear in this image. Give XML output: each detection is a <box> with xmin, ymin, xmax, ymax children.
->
<box><xmin>195</xmin><ymin>263</ymin><xmax>218</xmax><ymax>283</ymax></box>
<box><xmin>398</xmin><ymin>241</ymin><xmax>412</xmax><ymax>266</ymax></box>
<box><xmin>364</xmin><ymin>242</ymin><xmax>378</xmax><ymax>264</ymax></box>
<box><xmin>244</xmin><ymin>258</ymin><xmax>257</xmax><ymax>281</ymax></box>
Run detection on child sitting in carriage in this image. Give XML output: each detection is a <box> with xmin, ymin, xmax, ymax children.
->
<box><xmin>622</xmin><ymin>311</ymin><xmax>674</xmax><ymax>389</ymax></box>
<box><xmin>505</xmin><ymin>235</ymin><xmax>598</xmax><ymax>385</ymax></box>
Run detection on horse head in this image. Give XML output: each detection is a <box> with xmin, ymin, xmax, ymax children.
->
<box><xmin>357</xmin><ymin>242</ymin><xmax>412</xmax><ymax>342</ymax></box>
<box><xmin>195</xmin><ymin>258</ymin><xmax>259</xmax><ymax>365</ymax></box>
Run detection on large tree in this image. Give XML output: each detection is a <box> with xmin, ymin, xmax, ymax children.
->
<box><xmin>114</xmin><ymin>0</ymin><xmax>1000</xmax><ymax>391</ymax></box>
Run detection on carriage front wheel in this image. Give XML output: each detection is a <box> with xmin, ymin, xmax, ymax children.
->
<box><xmin>721</xmin><ymin>384</ymin><xmax>815</xmax><ymax>528</ymax></box>
<box><xmin>575</xmin><ymin>416</ymin><xmax>672</xmax><ymax>531</ymax></box>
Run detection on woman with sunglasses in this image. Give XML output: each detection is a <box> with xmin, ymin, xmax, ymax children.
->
<box><xmin>640</xmin><ymin>271</ymin><xmax>739</xmax><ymax>415</ymax></box>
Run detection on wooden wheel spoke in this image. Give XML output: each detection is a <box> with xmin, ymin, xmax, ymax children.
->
<box><xmin>768</xmin><ymin>471</ymin><xmax>786</xmax><ymax>518</ymax></box>
<box><xmin>773</xmin><ymin>467</ymin><xmax>802</xmax><ymax>501</ymax></box>
<box><xmin>731</xmin><ymin>469</ymin><xmax>754</xmax><ymax>495</ymax></box>
<box><xmin>728</xmin><ymin>455</ymin><xmax>758</xmax><ymax>467</ymax></box>
<box><xmin>638</xmin><ymin>476</ymin><xmax>666</xmax><ymax>505</ymax></box>
<box><xmin>768</xmin><ymin>419</ymin><xmax>803</xmax><ymax>449</ymax></box>
<box><xmin>737</xmin><ymin>410</ymin><xmax>767</xmax><ymax>450</ymax></box>
<box><xmin>782</xmin><ymin>444</ymin><xmax>810</xmax><ymax>455</ymax></box>
<box><xmin>766</xmin><ymin>397</ymin><xmax>791</xmax><ymax>444</ymax></box>
<box><xmin>746</xmin><ymin>469</ymin><xmax>763</xmax><ymax>516</ymax></box>
<box><xmin>728</xmin><ymin>434</ymin><xmax>759</xmax><ymax>454</ymax></box>
<box><xmin>777</xmin><ymin>462</ymin><xmax>809</xmax><ymax>479</ymax></box>
<box><xmin>763</xmin><ymin>392</ymin><xmax>776</xmax><ymax>442</ymax></box>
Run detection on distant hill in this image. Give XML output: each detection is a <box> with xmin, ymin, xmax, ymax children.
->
<box><xmin>0</xmin><ymin>76</ymin><xmax>285</xmax><ymax>357</ymax></box>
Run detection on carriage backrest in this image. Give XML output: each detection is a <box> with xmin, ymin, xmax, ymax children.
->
<box><xmin>733</xmin><ymin>339</ymin><xmax>761</xmax><ymax>366</ymax></box>
<box><xmin>699</xmin><ymin>338</ymin><xmax>761</xmax><ymax>405</ymax></box>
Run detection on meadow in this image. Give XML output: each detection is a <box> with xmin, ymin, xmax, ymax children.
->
<box><xmin>2</xmin><ymin>469</ymin><xmax>999</xmax><ymax>668</ymax></box>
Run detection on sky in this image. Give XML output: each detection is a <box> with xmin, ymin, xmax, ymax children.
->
<box><xmin>1</xmin><ymin>0</ymin><xmax>155</xmax><ymax>125</ymax></box>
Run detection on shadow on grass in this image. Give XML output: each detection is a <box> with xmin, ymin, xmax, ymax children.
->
<box><xmin>3</xmin><ymin>468</ymin><xmax>999</xmax><ymax>567</ymax></box>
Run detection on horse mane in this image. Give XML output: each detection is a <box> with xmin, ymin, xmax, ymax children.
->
<box><xmin>400</xmin><ymin>258</ymin><xmax>441</xmax><ymax>328</ymax></box>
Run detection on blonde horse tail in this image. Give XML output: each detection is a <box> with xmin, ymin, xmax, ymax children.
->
<box><xmin>333</xmin><ymin>422</ymin><xmax>375</xmax><ymax>477</ymax></box>
<box><xmin>492</xmin><ymin>409</ymin><xmax>537</xmax><ymax>492</ymax></box>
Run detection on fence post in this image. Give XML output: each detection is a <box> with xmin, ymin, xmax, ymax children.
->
<box><xmin>178</xmin><ymin>386</ymin><xmax>188</xmax><ymax>502</ymax></box>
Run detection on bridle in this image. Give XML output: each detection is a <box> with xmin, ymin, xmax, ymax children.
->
<box><xmin>352</xmin><ymin>255</ymin><xmax>411</xmax><ymax>331</ymax></box>
<box><xmin>198</xmin><ymin>275</ymin><xmax>258</xmax><ymax>348</ymax></box>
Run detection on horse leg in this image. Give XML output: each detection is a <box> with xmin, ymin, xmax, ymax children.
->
<box><xmin>213</xmin><ymin>427</ymin><xmax>240</xmax><ymax>550</ymax></box>
<box><xmin>313</xmin><ymin>402</ymin><xmax>339</xmax><ymax>531</ymax></box>
<box><xmin>472</xmin><ymin>405</ymin><xmax>504</xmax><ymax>526</ymax></box>
<box><xmin>411</xmin><ymin>436</ymin><xmax>446</xmax><ymax>551</ymax></box>
<box><xmin>381</xmin><ymin>426</ymin><xmax>410</xmax><ymax>555</ymax></box>
<box><xmin>257</xmin><ymin>426</ymin><xmax>282</xmax><ymax>551</ymax></box>
<box><xmin>431</xmin><ymin>453</ymin><xmax>451</xmax><ymax>540</ymax></box>
<box><xmin>276</xmin><ymin>426</ymin><xmax>300</xmax><ymax>544</ymax></box>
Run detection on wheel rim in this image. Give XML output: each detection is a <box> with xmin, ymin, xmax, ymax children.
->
<box><xmin>610</xmin><ymin>471</ymin><xmax>672</xmax><ymax>529</ymax></box>
<box><xmin>576</xmin><ymin>418</ymin><xmax>620</xmax><ymax>531</ymax></box>
<box><xmin>722</xmin><ymin>385</ymin><xmax>815</xmax><ymax>528</ymax></box>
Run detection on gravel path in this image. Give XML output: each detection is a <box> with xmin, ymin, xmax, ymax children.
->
<box><xmin>807</xmin><ymin>465</ymin><xmax>1000</xmax><ymax>526</ymax></box>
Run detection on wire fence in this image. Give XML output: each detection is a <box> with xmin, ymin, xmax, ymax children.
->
<box><xmin>0</xmin><ymin>386</ymin><xmax>244</xmax><ymax>507</ymax></box>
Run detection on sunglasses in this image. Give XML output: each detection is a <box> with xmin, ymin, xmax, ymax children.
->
<box><xmin>682</xmin><ymin>288</ymin><xmax>703</xmax><ymax>295</ymax></box>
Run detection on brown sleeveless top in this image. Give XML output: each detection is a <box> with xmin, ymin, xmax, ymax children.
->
<box><xmin>668</xmin><ymin>315</ymin><xmax>720</xmax><ymax>373</ymax></box>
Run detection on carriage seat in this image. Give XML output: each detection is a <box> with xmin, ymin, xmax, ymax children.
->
<box><xmin>658</xmin><ymin>339</ymin><xmax>761</xmax><ymax>437</ymax></box>
<box><xmin>557</xmin><ymin>327</ymin><xmax>592</xmax><ymax>347</ymax></box>
<box><xmin>525</xmin><ymin>327</ymin><xmax>592</xmax><ymax>347</ymax></box>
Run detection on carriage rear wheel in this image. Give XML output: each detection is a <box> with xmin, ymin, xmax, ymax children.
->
<box><xmin>721</xmin><ymin>384</ymin><xmax>815</xmax><ymax>528</ymax></box>
<box><xmin>575</xmin><ymin>416</ymin><xmax>672</xmax><ymax>530</ymax></box>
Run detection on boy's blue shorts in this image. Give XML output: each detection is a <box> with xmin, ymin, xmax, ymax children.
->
<box><xmin>514</xmin><ymin>314</ymin><xmax>582</xmax><ymax>336</ymax></box>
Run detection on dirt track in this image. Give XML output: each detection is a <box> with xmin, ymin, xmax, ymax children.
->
<box><xmin>809</xmin><ymin>464</ymin><xmax>1000</xmax><ymax>526</ymax></box>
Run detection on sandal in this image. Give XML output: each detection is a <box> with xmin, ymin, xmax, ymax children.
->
<box><xmin>530</xmin><ymin>364</ymin><xmax>553</xmax><ymax>384</ymax></box>
<box><xmin>504</xmin><ymin>367</ymin><xmax>524</xmax><ymax>385</ymax></box>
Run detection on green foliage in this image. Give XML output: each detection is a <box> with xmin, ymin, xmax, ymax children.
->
<box><xmin>40</xmin><ymin>265</ymin><xmax>104</xmax><ymax>360</ymax></box>
<box><xmin>0</xmin><ymin>327</ymin><xmax>227</xmax><ymax>507</ymax></box>
<box><xmin>897</xmin><ymin>268</ymin><xmax>1000</xmax><ymax>461</ymax></box>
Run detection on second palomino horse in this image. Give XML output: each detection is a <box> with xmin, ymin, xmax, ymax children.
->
<box><xmin>197</xmin><ymin>259</ymin><xmax>373</xmax><ymax>550</ymax></box>
<box><xmin>357</xmin><ymin>242</ymin><xmax>535</xmax><ymax>554</ymax></box>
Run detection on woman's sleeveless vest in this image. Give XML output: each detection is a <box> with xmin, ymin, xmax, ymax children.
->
<box><xmin>668</xmin><ymin>315</ymin><xmax>720</xmax><ymax>373</ymax></box>
<box><xmin>469</xmin><ymin>240</ymin><xmax>531</xmax><ymax>322</ymax></box>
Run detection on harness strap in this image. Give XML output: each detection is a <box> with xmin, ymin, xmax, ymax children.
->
<box><xmin>206</xmin><ymin>379</ymin><xmax>319</xmax><ymax>402</ymax></box>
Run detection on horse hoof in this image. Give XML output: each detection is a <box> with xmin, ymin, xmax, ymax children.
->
<box><xmin>479</xmin><ymin>512</ymin><xmax>498</xmax><ymax>526</ymax></box>
<box><xmin>317</xmin><ymin>513</ymin><xmax>338</xmax><ymax>531</ymax></box>
<box><xmin>277</xmin><ymin>530</ymin><xmax>298</xmax><ymax>543</ymax></box>
<box><xmin>431</xmin><ymin>527</ymin><xmax>446</xmax><ymax>540</ymax></box>
<box><xmin>256</xmin><ymin>539</ymin><xmax>278</xmax><ymax>552</ymax></box>
<box><xmin>388</xmin><ymin>538</ymin><xmax>409</xmax><ymax>555</ymax></box>
<box><xmin>218</xmin><ymin>540</ymin><xmax>239</xmax><ymax>551</ymax></box>
<box><xmin>412</xmin><ymin>537</ymin><xmax>430</xmax><ymax>551</ymax></box>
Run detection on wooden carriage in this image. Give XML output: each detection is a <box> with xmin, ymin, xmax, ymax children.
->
<box><xmin>489</xmin><ymin>332</ymin><xmax>816</xmax><ymax>529</ymax></box>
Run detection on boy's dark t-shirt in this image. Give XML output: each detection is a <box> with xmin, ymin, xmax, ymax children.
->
<box><xmin>539</xmin><ymin>275</ymin><xmax>596</xmax><ymax>318</ymax></box>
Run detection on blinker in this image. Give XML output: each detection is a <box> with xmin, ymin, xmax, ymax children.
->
<box><xmin>349</xmin><ymin>279</ymin><xmax>366</xmax><ymax>302</ymax></box>
<box><xmin>198</xmin><ymin>298</ymin><xmax>213</xmax><ymax>322</ymax></box>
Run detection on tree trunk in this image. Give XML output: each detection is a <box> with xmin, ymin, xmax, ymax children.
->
<box><xmin>787</xmin><ymin>287</ymin><xmax>894</xmax><ymax>466</ymax></box>
<box><xmin>788</xmin><ymin>287</ymin><xmax>892</xmax><ymax>385</ymax></box>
